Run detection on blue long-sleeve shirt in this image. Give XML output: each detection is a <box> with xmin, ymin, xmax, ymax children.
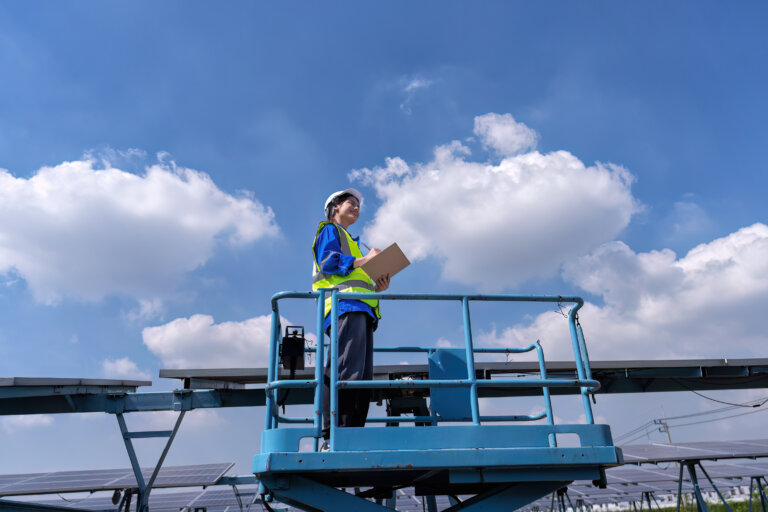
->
<box><xmin>314</xmin><ymin>224</ymin><xmax>378</xmax><ymax>332</ymax></box>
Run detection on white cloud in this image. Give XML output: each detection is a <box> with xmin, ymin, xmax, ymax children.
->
<box><xmin>124</xmin><ymin>298</ymin><xmax>165</xmax><ymax>323</ymax></box>
<box><xmin>399</xmin><ymin>77</ymin><xmax>434</xmax><ymax>115</ymax></box>
<box><xmin>473</xmin><ymin>113</ymin><xmax>538</xmax><ymax>156</ymax></box>
<box><xmin>101</xmin><ymin>357</ymin><xmax>152</xmax><ymax>381</ymax></box>
<box><xmin>482</xmin><ymin>224</ymin><xmax>768</xmax><ymax>360</ymax></box>
<box><xmin>350</xmin><ymin>115</ymin><xmax>640</xmax><ymax>290</ymax></box>
<box><xmin>404</xmin><ymin>78</ymin><xmax>433</xmax><ymax>93</ymax></box>
<box><xmin>143</xmin><ymin>314</ymin><xmax>287</xmax><ymax>368</ymax></box>
<box><xmin>0</xmin><ymin>157</ymin><xmax>278</xmax><ymax>304</ymax></box>
<box><xmin>1</xmin><ymin>415</ymin><xmax>54</xmax><ymax>434</ymax></box>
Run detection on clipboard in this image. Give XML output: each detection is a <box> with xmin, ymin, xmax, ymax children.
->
<box><xmin>360</xmin><ymin>243</ymin><xmax>410</xmax><ymax>282</ymax></box>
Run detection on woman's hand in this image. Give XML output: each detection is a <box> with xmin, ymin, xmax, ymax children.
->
<box><xmin>353</xmin><ymin>247</ymin><xmax>382</xmax><ymax>268</ymax></box>
<box><xmin>375</xmin><ymin>273</ymin><xmax>390</xmax><ymax>292</ymax></box>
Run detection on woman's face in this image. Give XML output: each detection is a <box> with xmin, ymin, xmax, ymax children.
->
<box><xmin>333</xmin><ymin>196</ymin><xmax>360</xmax><ymax>227</ymax></box>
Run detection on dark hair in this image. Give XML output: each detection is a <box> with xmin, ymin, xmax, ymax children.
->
<box><xmin>326</xmin><ymin>193</ymin><xmax>353</xmax><ymax>220</ymax></box>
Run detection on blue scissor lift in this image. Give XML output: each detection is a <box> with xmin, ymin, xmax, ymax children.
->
<box><xmin>254</xmin><ymin>291</ymin><xmax>623</xmax><ymax>512</ymax></box>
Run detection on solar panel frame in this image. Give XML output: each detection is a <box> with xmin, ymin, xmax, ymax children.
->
<box><xmin>0</xmin><ymin>463</ymin><xmax>234</xmax><ymax>497</ymax></box>
<box><xmin>30</xmin><ymin>486</ymin><xmax>267</xmax><ymax>512</ymax></box>
<box><xmin>621</xmin><ymin>439</ymin><xmax>768</xmax><ymax>463</ymax></box>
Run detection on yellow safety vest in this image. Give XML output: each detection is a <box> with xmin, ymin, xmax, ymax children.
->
<box><xmin>312</xmin><ymin>222</ymin><xmax>381</xmax><ymax>319</ymax></box>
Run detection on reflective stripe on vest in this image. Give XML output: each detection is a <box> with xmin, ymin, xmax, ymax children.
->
<box><xmin>312</xmin><ymin>222</ymin><xmax>380</xmax><ymax>319</ymax></box>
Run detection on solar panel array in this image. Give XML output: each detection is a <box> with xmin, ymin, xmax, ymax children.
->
<box><xmin>0</xmin><ymin>463</ymin><xmax>233</xmax><ymax>497</ymax></box>
<box><xmin>6</xmin><ymin>439</ymin><xmax>768</xmax><ymax>510</ymax></box>
<box><xmin>29</xmin><ymin>487</ymin><xmax>269</xmax><ymax>512</ymax></box>
<box><xmin>621</xmin><ymin>439</ymin><xmax>768</xmax><ymax>464</ymax></box>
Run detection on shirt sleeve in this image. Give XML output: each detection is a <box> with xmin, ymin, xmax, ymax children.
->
<box><xmin>314</xmin><ymin>225</ymin><xmax>356</xmax><ymax>276</ymax></box>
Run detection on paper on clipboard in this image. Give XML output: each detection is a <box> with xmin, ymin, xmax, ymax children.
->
<box><xmin>360</xmin><ymin>243</ymin><xmax>410</xmax><ymax>282</ymax></box>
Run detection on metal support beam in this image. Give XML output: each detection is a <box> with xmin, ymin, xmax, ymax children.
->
<box><xmin>685</xmin><ymin>462</ymin><xmax>708</xmax><ymax>512</ymax></box>
<box><xmin>115</xmin><ymin>411</ymin><xmax>186</xmax><ymax>512</ymax></box>
<box><xmin>750</xmin><ymin>476</ymin><xmax>768</xmax><ymax>512</ymax></box>
<box><xmin>442</xmin><ymin>482</ymin><xmax>568</xmax><ymax>512</ymax></box>
<box><xmin>0</xmin><ymin>499</ymin><xmax>105</xmax><ymax>512</ymax></box>
<box><xmin>384</xmin><ymin>490</ymin><xmax>396</xmax><ymax>509</ymax></box>
<box><xmin>697</xmin><ymin>463</ymin><xmax>732</xmax><ymax>512</ymax></box>
<box><xmin>261</xmin><ymin>475</ymin><xmax>391</xmax><ymax>512</ymax></box>
<box><xmin>676</xmin><ymin>463</ymin><xmax>685</xmax><ymax>512</ymax></box>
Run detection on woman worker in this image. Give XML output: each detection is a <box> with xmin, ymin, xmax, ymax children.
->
<box><xmin>312</xmin><ymin>188</ymin><xmax>390</xmax><ymax>447</ymax></box>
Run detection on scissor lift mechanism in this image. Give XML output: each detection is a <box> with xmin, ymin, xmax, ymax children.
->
<box><xmin>254</xmin><ymin>291</ymin><xmax>623</xmax><ymax>512</ymax></box>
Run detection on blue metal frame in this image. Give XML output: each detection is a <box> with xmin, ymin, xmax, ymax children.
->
<box><xmin>749</xmin><ymin>476</ymin><xmax>768</xmax><ymax>512</ymax></box>
<box><xmin>262</xmin><ymin>292</ymin><xmax>601</xmax><ymax>439</ymax></box>
<box><xmin>256</xmin><ymin>291</ymin><xmax>621</xmax><ymax>512</ymax></box>
<box><xmin>115</xmin><ymin>411</ymin><xmax>186</xmax><ymax>512</ymax></box>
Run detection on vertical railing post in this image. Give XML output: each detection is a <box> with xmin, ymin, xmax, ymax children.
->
<box><xmin>567</xmin><ymin>301</ymin><xmax>594</xmax><ymax>424</ymax></box>
<box><xmin>329</xmin><ymin>288</ymin><xmax>340</xmax><ymax>450</ymax></box>
<box><xmin>314</xmin><ymin>290</ymin><xmax>326</xmax><ymax>443</ymax></box>
<box><xmin>575</xmin><ymin>320</ymin><xmax>592</xmax><ymax>380</ymax></box>
<box><xmin>535</xmin><ymin>341</ymin><xmax>556</xmax><ymax>447</ymax></box>
<box><xmin>461</xmin><ymin>297</ymin><xmax>481</xmax><ymax>425</ymax></box>
<box><xmin>264</xmin><ymin>305</ymin><xmax>281</xmax><ymax>432</ymax></box>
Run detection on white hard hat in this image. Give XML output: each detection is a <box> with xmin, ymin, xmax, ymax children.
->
<box><xmin>324</xmin><ymin>188</ymin><xmax>363</xmax><ymax>217</ymax></box>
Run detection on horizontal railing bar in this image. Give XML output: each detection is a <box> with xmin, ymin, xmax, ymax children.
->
<box><xmin>276</xmin><ymin>416</ymin><xmax>314</xmax><ymax>423</ymax></box>
<box><xmin>271</xmin><ymin>412</ymin><xmax>550</xmax><ymax>425</ymax></box>
<box><xmin>306</xmin><ymin>345</ymin><xmax>540</xmax><ymax>354</ymax></box>
<box><xmin>334</xmin><ymin>378</ymin><xmax>599</xmax><ymax>390</ymax></box>
<box><xmin>265</xmin><ymin>381</ymin><xmax>318</xmax><ymax>391</ymax></box>
<box><xmin>271</xmin><ymin>291</ymin><xmax>583</xmax><ymax>309</ymax></box>
<box><xmin>265</xmin><ymin>378</ymin><xmax>600</xmax><ymax>391</ymax></box>
<box><xmin>367</xmin><ymin>412</ymin><xmax>548</xmax><ymax>423</ymax></box>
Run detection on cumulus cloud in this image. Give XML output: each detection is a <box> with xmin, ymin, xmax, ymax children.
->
<box><xmin>1</xmin><ymin>415</ymin><xmax>54</xmax><ymax>434</ymax></box>
<box><xmin>473</xmin><ymin>113</ymin><xmax>538</xmax><ymax>156</ymax></box>
<box><xmin>350</xmin><ymin>114</ymin><xmax>640</xmax><ymax>290</ymax></box>
<box><xmin>101</xmin><ymin>357</ymin><xmax>151</xmax><ymax>380</ymax></box>
<box><xmin>0</xmin><ymin>157</ymin><xmax>278</xmax><ymax>304</ymax></box>
<box><xmin>481</xmin><ymin>224</ymin><xmax>768</xmax><ymax>360</ymax></box>
<box><xmin>143</xmin><ymin>314</ymin><xmax>297</xmax><ymax>368</ymax></box>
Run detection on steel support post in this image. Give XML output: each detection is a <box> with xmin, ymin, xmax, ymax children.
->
<box><xmin>676</xmin><ymin>462</ymin><xmax>685</xmax><ymax>512</ymax></box>
<box><xmin>685</xmin><ymin>462</ymin><xmax>708</xmax><ymax>512</ymax></box>
<box><xmin>385</xmin><ymin>490</ymin><xmax>396</xmax><ymax>509</ymax></box>
<box><xmin>115</xmin><ymin>410</ymin><xmax>186</xmax><ymax>512</ymax></box>
<box><xmin>651</xmin><ymin>492</ymin><xmax>663</xmax><ymax>512</ymax></box>
<box><xmin>696</xmin><ymin>462</ymin><xmax>732</xmax><ymax>512</ymax></box>
<box><xmin>756</xmin><ymin>477</ymin><xmax>768</xmax><ymax>512</ymax></box>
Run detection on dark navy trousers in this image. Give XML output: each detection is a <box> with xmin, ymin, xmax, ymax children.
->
<box><xmin>322</xmin><ymin>312</ymin><xmax>374</xmax><ymax>439</ymax></box>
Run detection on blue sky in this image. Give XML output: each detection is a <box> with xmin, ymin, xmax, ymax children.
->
<box><xmin>1</xmin><ymin>2</ymin><xmax>768</xmax><ymax>476</ymax></box>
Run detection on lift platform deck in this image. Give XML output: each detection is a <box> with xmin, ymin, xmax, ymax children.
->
<box><xmin>254</xmin><ymin>291</ymin><xmax>623</xmax><ymax>512</ymax></box>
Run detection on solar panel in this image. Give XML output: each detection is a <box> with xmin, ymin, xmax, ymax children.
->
<box><xmin>621</xmin><ymin>439</ymin><xmax>768</xmax><ymax>463</ymax></box>
<box><xmin>0</xmin><ymin>378</ymin><xmax>151</xmax><ymax>388</ymax></box>
<box><xmin>31</xmin><ymin>486</ymin><xmax>268</xmax><ymax>512</ymax></box>
<box><xmin>0</xmin><ymin>463</ymin><xmax>234</xmax><ymax>497</ymax></box>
